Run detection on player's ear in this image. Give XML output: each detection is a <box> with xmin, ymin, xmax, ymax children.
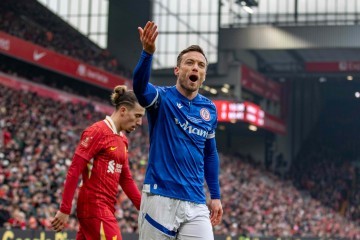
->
<box><xmin>119</xmin><ymin>106</ymin><xmax>127</xmax><ymax>115</ymax></box>
<box><xmin>202</xmin><ymin>72</ymin><xmax>206</xmax><ymax>83</ymax></box>
<box><xmin>174</xmin><ymin>66</ymin><xmax>179</xmax><ymax>77</ymax></box>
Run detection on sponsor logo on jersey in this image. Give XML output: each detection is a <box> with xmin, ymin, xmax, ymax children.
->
<box><xmin>174</xmin><ymin>118</ymin><xmax>208</xmax><ymax>137</ymax></box>
<box><xmin>116</xmin><ymin>163</ymin><xmax>123</xmax><ymax>173</ymax></box>
<box><xmin>107</xmin><ymin>160</ymin><xmax>122</xmax><ymax>174</ymax></box>
<box><xmin>200</xmin><ymin>108</ymin><xmax>211</xmax><ymax>121</ymax></box>
<box><xmin>187</xmin><ymin>116</ymin><xmax>202</xmax><ymax>123</ymax></box>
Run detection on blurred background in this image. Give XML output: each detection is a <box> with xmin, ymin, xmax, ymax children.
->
<box><xmin>0</xmin><ymin>0</ymin><xmax>360</xmax><ymax>239</ymax></box>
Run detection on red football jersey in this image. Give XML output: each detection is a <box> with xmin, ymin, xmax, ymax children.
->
<box><xmin>60</xmin><ymin>117</ymin><xmax>141</xmax><ymax>218</ymax></box>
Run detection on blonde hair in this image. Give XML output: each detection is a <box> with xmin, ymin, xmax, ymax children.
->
<box><xmin>110</xmin><ymin>85</ymin><xmax>138</xmax><ymax>109</ymax></box>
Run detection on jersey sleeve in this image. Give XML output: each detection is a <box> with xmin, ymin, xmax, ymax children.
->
<box><xmin>204</xmin><ymin>137</ymin><xmax>221</xmax><ymax>200</ymax></box>
<box><xmin>75</xmin><ymin>126</ymin><xmax>104</xmax><ymax>161</ymax></box>
<box><xmin>204</xmin><ymin>104</ymin><xmax>221</xmax><ymax>199</ymax></box>
<box><xmin>119</xmin><ymin>159</ymin><xmax>141</xmax><ymax>210</ymax></box>
<box><xmin>60</xmin><ymin>154</ymin><xmax>88</xmax><ymax>214</ymax></box>
<box><xmin>59</xmin><ymin>126</ymin><xmax>104</xmax><ymax>214</ymax></box>
<box><xmin>133</xmin><ymin>50</ymin><xmax>159</xmax><ymax>108</ymax></box>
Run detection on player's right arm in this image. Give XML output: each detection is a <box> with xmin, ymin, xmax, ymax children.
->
<box><xmin>133</xmin><ymin>21</ymin><xmax>159</xmax><ymax>108</ymax></box>
<box><xmin>51</xmin><ymin>126</ymin><xmax>103</xmax><ymax>232</ymax></box>
<box><xmin>51</xmin><ymin>153</ymin><xmax>88</xmax><ymax>232</ymax></box>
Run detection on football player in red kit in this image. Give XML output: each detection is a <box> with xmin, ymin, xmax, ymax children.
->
<box><xmin>50</xmin><ymin>85</ymin><xmax>145</xmax><ymax>240</ymax></box>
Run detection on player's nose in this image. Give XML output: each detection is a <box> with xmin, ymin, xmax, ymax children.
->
<box><xmin>136</xmin><ymin>118</ymin><xmax>142</xmax><ymax>126</ymax></box>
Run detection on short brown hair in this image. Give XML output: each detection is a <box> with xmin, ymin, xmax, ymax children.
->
<box><xmin>110</xmin><ymin>85</ymin><xmax>138</xmax><ymax>109</ymax></box>
<box><xmin>176</xmin><ymin>45</ymin><xmax>208</xmax><ymax>67</ymax></box>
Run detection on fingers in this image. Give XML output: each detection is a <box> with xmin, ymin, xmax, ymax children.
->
<box><xmin>51</xmin><ymin>217</ymin><xmax>65</xmax><ymax>232</ymax></box>
<box><xmin>143</xmin><ymin>21</ymin><xmax>157</xmax><ymax>42</ymax></box>
<box><xmin>209</xmin><ymin>200</ymin><xmax>223</xmax><ymax>226</ymax></box>
<box><xmin>210</xmin><ymin>209</ymin><xmax>223</xmax><ymax>226</ymax></box>
<box><xmin>150</xmin><ymin>29</ymin><xmax>159</xmax><ymax>42</ymax></box>
<box><xmin>139</xmin><ymin>21</ymin><xmax>151</xmax><ymax>41</ymax></box>
<box><xmin>138</xmin><ymin>27</ymin><xmax>144</xmax><ymax>38</ymax></box>
<box><xmin>143</xmin><ymin>21</ymin><xmax>155</xmax><ymax>33</ymax></box>
<box><xmin>138</xmin><ymin>21</ymin><xmax>158</xmax><ymax>54</ymax></box>
<box><xmin>143</xmin><ymin>21</ymin><xmax>150</xmax><ymax>31</ymax></box>
<box><xmin>210</xmin><ymin>210</ymin><xmax>218</xmax><ymax>226</ymax></box>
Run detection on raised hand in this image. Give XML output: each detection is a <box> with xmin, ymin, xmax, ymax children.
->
<box><xmin>138</xmin><ymin>21</ymin><xmax>159</xmax><ymax>54</ymax></box>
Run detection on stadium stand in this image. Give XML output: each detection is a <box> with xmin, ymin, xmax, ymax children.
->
<box><xmin>1</xmin><ymin>0</ymin><xmax>360</xmax><ymax>239</ymax></box>
<box><xmin>0</xmin><ymin>0</ymin><xmax>131</xmax><ymax>78</ymax></box>
<box><xmin>1</xmin><ymin>74</ymin><xmax>360</xmax><ymax>238</ymax></box>
<box><xmin>289</xmin><ymin>99</ymin><xmax>360</xmax><ymax>227</ymax></box>
<box><xmin>0</xmin><ymin>53</ymin><xmax>111</xmax><ymax>105</ymax></box>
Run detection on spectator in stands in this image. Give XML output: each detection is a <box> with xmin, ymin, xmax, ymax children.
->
<box><xmin>0</xmin><ymin>201</ymin><xmax>10</xmax><ymax>228</ymax></box>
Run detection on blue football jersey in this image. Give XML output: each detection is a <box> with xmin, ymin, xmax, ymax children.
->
<box><xmin>144</xmin><ymin>86</ymin><xmax>217</xmax><ymax>203</ymax></box>
<box><xmin>133</xmin><ymin>50</ymin><xmax>220</xmax><ymax>204</ymax></box>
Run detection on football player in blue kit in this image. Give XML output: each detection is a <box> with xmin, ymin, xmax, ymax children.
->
<box><xmin>133</xmin><ymin>21</ymin><xmax>223</xmax><ymax>240</ymax></box>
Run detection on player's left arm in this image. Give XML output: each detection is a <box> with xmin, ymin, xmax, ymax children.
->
<box><xmin>204</xmin><ymin>134</ymin><xmax>223</xmax><ymax>226</ymax></box>
<box><xmin>119</xmin><ymin>161</ymin><xmax>141</xmax><ymax>210</ymax></box>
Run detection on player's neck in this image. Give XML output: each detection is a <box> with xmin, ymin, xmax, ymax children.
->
<box><xmin>109</xmin><ymin>114</ymin><xmax>121</xmax><ymax>133</ymax></box>
<box><xmin>175</xmin><ymin>85</ymin><xmax>198</xmax><ymax>100</ymax></box>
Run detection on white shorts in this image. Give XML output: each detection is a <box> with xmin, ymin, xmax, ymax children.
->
<box><xmin>138</xmin><ymin>192</ymin><xmax>214</xmax><ymax>240</ymax></box>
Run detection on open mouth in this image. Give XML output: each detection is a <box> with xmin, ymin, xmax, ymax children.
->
<box><xmin>189</xmin><ymin>75</ymin><xmax>198</xmax><ymax>82</ymax></box>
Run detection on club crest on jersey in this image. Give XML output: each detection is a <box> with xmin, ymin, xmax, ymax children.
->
<box><xmin>200</xmin><ymin>108</ymin><xmax>211</xmax><ymax>121</ymax></box>
<box><xmin>80</xmin><ymin>136</ymin><xmax>93</xmax><ymax>148</ymax></box>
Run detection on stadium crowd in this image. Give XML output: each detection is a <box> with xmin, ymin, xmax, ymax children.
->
<box><xmin>0</xmin><ymin>0</ymin><xmax>132</xmax><ymax>78</ymax></box>
<box><xmin>1</xmin><ymin>79</ymin><xmax>360</xmax><ymax>239</ymax></box>
<box><xmin>289</xmin><ymin>100</ymin><xmax>360</xmax><ymax>227</ymax></box>
<box><xmin>0</xmin><ymin>0</ymin><xmax>359</xmax><ymax>238</ymax></box>
<box><xmin>218</xmin><ymin>153</ymin><xmax>360</xmax><ymax>238</ymax></box>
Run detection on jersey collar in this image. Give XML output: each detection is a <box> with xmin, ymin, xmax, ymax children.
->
<box><xmin>171</xmin><ymin>86</ymin><xmax>201</xmax><ymax>102</ymax></box>
<box><xmin>104</xmin><ymin>116</ymin><xmax>123</xmax><ymax>136</ymax></box>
